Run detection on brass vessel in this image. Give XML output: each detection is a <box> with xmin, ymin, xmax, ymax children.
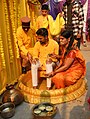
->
<box><xmin>2</xmin><ymin>85</ymin><xmax>24</xmax><ymax>106</ymax></box>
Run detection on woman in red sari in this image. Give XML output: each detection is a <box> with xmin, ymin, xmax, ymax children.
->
<box><xmin>46</xmin><ymin>30</ymin><xmax>86</xmax><ymax>89</ymax></box>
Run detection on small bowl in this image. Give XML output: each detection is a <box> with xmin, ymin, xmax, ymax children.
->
<box><xmin>0</xmin><ymin>102</ymin><xmax>15</xmax><ymax>119</ymax></box>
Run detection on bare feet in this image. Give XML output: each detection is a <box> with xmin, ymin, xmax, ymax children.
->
<box><xmin>33</xmin><ymin>86</ymin><xmax>37</xmax><ymax>89</ymax></box>
<box><xmin>47</xmin><ymin>87</ymin><xmax>51</xmax><ymax>90</ymax></box>
<box><xmin>83</xmin><ymin>41</ymin><xmax>87</xmax><ymax>47</ymax></box>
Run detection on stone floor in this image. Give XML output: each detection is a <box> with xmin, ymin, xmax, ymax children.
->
<box><xmin>0</xmin><ymin>42</ymin><xmax>90</xmax><ymax>119</ymax></box>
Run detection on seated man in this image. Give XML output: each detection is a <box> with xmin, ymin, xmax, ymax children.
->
<box><xmin>46</xmin><ymin>30</ymin><xmax>86</xmax><ymax>89</ymax></box>
<box><xmin>31</xmin><ymin>28</ymin><xmax>59</xmax><ymax>89</ymax></box>
<box><xmin>16</xmin><ymin>16</ymin><xmax>36</xmax><ymax>74</ymax></box>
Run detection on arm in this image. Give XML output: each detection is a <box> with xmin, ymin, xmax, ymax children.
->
<box><xmin>77</xmin><ymin>3</ymin><xmax>84</xmax><ymax>38</ymax></box>
<box><xmin>16</xmin><ymin>28</ymin><xmax>28</xmax><ymax>56</ymax></box>
<box><xmin>54</xmin><ymin>42</ymin><xmax>59</xmax><ymax>55</ymax></box>
<box><xmin>33</xmin><ymin>42</ymin><xmax>39</xmax><ymax>59</ymax></box>
<box><xmin>35</xmin><ymin>17</ymin><xmax>40</xmax><ymax>31</ymax></box>
<box><xmin>49</xmin><ymin>41</ymin><xmax>59</xmax><ymax>62</ymax></box>
<box><xmin>46</xmin><ymin>57</ymin><xmax>74</xmax><ymax>77</ymax></box>
<box><xmin>49</xmin><ymin>54</ymin><xmax>61</xmax><ymax>60</ymax></box>
<box><xmin>46</xmin><ymin>50</ymin><xmax>76</xmax><ymax>77</ymax></box>
<box><xmin>53</xmin><ymin>57</ymin><xmax>74</xmax><ymax>74</ymax></box>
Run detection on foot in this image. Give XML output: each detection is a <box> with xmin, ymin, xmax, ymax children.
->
<box><xmin>83</xmin><ymin>41</ymin><xmax>87</xmax><ymax>47</ymax></box>
<box><xmin>33</xmin><ymin>86</ymin><xmax>37</xmax><ymax>89</ymax></box>
<box><xmin>47</xmin><ymin>87</ymin><xmax>51</xmax><ymax>90</ymax></box>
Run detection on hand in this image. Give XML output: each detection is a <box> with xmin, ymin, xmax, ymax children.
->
<box><xmin>32</xmin><ymin>59</ymin><xmax>37</xmax><ymax>65</ymax></box>
<box><xmin>32</xmin><ymin>58</ymin><xmax>39</xmax><ymax>65</ymax></box>
<box><xmin>45</xmin><ymin>71</ymin><xmax>55</xmax><ymax>78</ymax></box>
<box><xmin>27</xmin><ymin>52</ymin><xmax>32</xmax><ymax>63</ymax></box>
<box><xmin>27</xmin><ymin>52</ymin><xmax>32</xmax><ymax>59</ymax></box>
<box><xmin>38</xmin><ymin>67</ymin><xmax>42</xmax><ymax>71</ymax></box>
<box><xmin>48</xmin><ymin>53</ymin><xmax>60</xmax><ymax>59</ymax></box>
<box><xmin>59</xmin><ymin>12</ymin><xmax>63</xmax><ymax>17</ymax></box>
<box><xmin>50</xmin><ymin>54</ymin><xmax>58</xmax><ymax>58</ymax></box>
<box><xmin>77</xmin><ymin>33</ymin><xmax>81</xmax><ymax>38</ymax></box>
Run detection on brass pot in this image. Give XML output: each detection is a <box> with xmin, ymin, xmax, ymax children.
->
<box><xmin>0</xmin><ymin>102</ymin><xmax>15</xmax><ymax>119</ymax></box>
<box><xmin>2</xmin><ymin>85</ymin><xmax>24</xmax><ymax>106</ymax></box>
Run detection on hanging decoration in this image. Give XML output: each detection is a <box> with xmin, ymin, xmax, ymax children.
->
<box><xmin>38</xmin><ymin>0</ymin><xmax>48</xmax><ymax>4</ymax></box>
<box><xmin>28</xmin><ymin>0</ymin><xmax>40</xmax><ymax>5</ymax></box>
<box><xmin>28</xmin><ymin>0</ymin><xmax>48</xmax><ymax>5</ymax></box>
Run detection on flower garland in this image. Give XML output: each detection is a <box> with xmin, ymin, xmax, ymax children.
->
<box><xmin>8</xmin><ymin>0</ymin><xmax>20</xmax><ymax>59</ymax></box>
<box><xmin>17</xmin><ymin>0</ymin><xmax>21</xmax><ymax>27</ymax></box>
<box><xmin>14</xmin><ymin>0</ymin><xmax>21</xmax><ymax>58</ymax></box>
<box><xmin>28</xmin><ymin>0</ymin><xmax>40</xmax><ymax>5</ymax></box>
<box><xmin>0</xmin><ymin>29</ymin><xmax>6</xmax><ymax>68</ymax></box>
<box><xmin>4</xmin><ymin>0</ymin><xmax>14</xmax><ymax>63</ymax></box>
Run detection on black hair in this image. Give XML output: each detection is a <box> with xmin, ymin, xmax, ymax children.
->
<box><xmin>36</xmin><ymin>28</ymin><xmax>48</xmax><ymax>37</ymax></box>
<box><xmin>41</xmin><ymin>4</ymin><xmax>49</xmax><ymax>10</ymax></box>
<box><xmin>60</xmin><ymin>30</ymin><xmax>75</xmax><ymax>56</ymax></box>
<box><xmin>61</xmin><ymin>30</ymin><xmax>73</xmax><ymax>39</ymax></box>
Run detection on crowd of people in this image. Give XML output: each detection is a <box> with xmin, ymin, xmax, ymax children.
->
<box><xmin>16</xmin><ymin>0</ymin><xmax>87</xmax><ymax>90</ymax></box>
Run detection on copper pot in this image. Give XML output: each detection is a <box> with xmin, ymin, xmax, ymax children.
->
<box><xmin>2</xmin><ymin>85</ymin><xmax>24</xmax><ymax>106</ymax></box>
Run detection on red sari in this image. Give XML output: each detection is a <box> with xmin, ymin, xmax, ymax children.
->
<box><xmin>51</xmin><ymin>49</ymin><xmax>86</xmax><ymax>89</ymax></box>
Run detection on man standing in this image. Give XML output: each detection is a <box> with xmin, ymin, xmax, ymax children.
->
<box><xmin>82</xmin><ymin>0</ymin><xmax>88</xmax><ymax>47</ymax></box>
<box><xmin>31</xmin><ymin>28</ymin><xmax>59</xmax><ymax>89</ymax></box>
<box><xmin>62</xmin><ymin>0</ymin><xmax>84</xmax><ymax>49</ymax></box>
<box><xmin>46</xmin><ymin>0</ymin><xmax>65</xmax><ymax>20</ymax></box>
<box><xmin>36</xmin><ymin>4</ymin><xmax>65</xmax><ymax>38</ymax></box>
<box><xmin>16</xmin><ymin>16</ymin><xmax>36</xmax><ymax>74</ymax></box>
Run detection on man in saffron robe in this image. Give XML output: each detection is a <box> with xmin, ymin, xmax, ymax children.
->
<box><xmin>31</xmin><ymin>28</ymin><xmax>59</xmax><ymax>89</ymax></box>
<box><xmin>46</xmin><ymin>30</ymin><xmax>86</xmax><ymax>89</ymax></box>
<box><xmin>16</xmin><ymin>16</ymin><xmax>36</xmax><ymax>74</ymax></box>
<box><xmin>36</xmin><ymin>4</ymin><xmax>65</xmax><ymax>38</ymax></box>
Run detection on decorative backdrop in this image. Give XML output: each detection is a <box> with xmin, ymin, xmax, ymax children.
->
<box><xmin>0</xmin><ymin>0</ymin><xmax>27</xmax><ymax>94</ymax></box>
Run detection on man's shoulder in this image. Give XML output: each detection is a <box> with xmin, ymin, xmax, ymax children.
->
<box><xmin>48</xmin><ymin>14</ymin><xmax>53</xmax><ymax>18</ymax></box>
<box><xmin>29</xmin><ymin>27</ymin><xmax>36</xmax><ymax>34</ymax></box>
<box><xmin>49</xmin><ymin>39</ymin><xmax>59</xmax><ymax>46</ymax></box>
<box><xmin>34</xmin><ymin>41</ymin><xmax>40</xmax><ymax>46</ymax></box>
<box><xmin>16</xmin><ymin>26</ymin><xmax>23</xmax><ymax>35</ymax></box>
<box><xmin>17</xmin><ymin>26</ymin><xmax>22</xmax><ymax>31</ymax></box>
<box><xmin>37</xmin><ymin>15</ymin><xmax>43</xmax><ymax>20</ymax></box>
